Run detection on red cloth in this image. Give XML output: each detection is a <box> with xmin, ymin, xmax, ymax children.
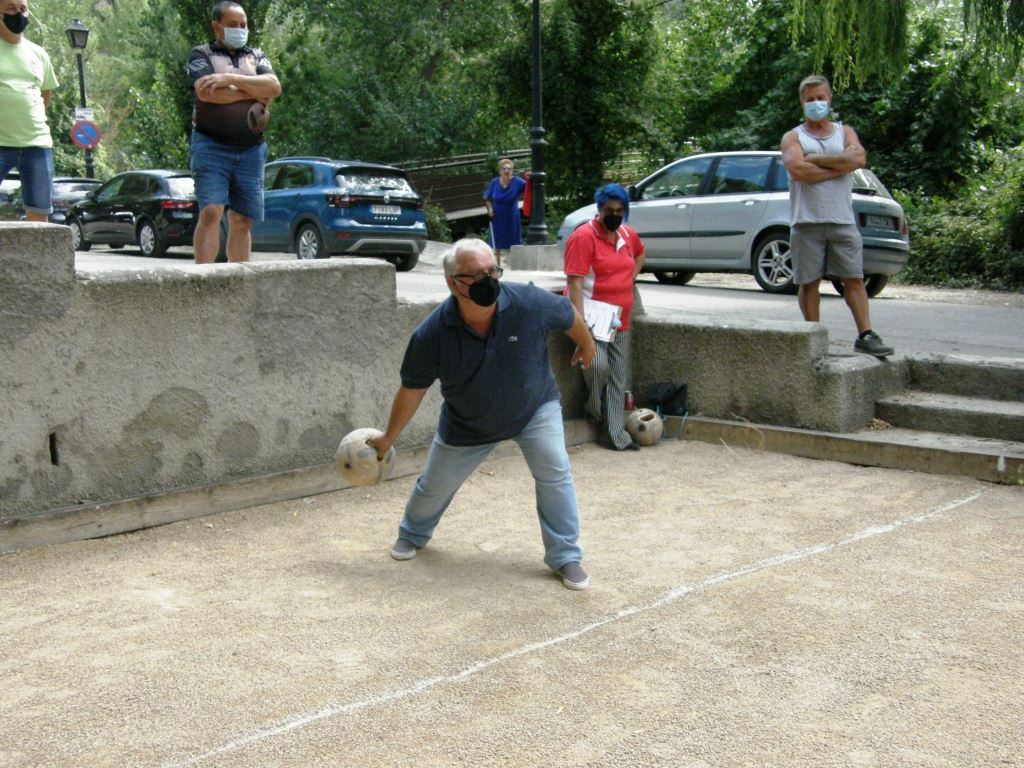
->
<box><xmin>521</xmin><ymin>171</ymin><xmax>532</xmax><ymax>218</ymax></box>
<box><xmin>563</xmin><ymin>218</ymin><xmax>645</xmax><ymax>331</ymax></box>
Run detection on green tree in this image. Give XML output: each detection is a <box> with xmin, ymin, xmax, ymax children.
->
<box><xmin>268</xmin><ymin>0</ymin><xmax>526</xmax><ymax>163</ymax></box>
<box><xmin>494</xmin><ymin>0</ymin><xmax>659</xmax><ymax>213</ymax></box>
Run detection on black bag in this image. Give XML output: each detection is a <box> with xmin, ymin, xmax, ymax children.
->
<box><xmin>646</xmin><ymin>382</ymin><xmax>688</xmax><ymax>417</ymax></box>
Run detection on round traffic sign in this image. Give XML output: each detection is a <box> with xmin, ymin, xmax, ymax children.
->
<box><xmin>71</xmin><ymin>120</ymin><xmax>101</xmax><ymax>149</ymax></box>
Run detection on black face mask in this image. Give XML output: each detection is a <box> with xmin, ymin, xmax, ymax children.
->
<box><xmin>3</xmin><ymin>12</ymin><xmax>30</xmax><ymax>34</ymax></box>
<box><xmin>602</xmin><ymin>213</ymin><xmax>623</xmax><ymax>232</ymax></box>
<box><xmin>467</xmin><ymin>276</ymin><xmax>501</xmax><ymax>307</ymax></box>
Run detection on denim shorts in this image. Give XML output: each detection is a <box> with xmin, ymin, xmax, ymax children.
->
<box><xmin>189</xmin><ymin>130</ymin><xmax>267</xmax><ymax>221</ymax></box>
<box><xmin>0</xmin><ymin>146</ymin><xmax>54</xmax><ymax>214</ymax></box>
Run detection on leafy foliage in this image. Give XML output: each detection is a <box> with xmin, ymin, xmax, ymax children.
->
<box><xmin>897</xmin><ymin>145</ymin><xmax>1024</xmax><ymax>289</ymax></box>
<box><xmin>15</xmin><ymin>0</ymin><xmax>1024</xmax><ymax>288</ymax></box>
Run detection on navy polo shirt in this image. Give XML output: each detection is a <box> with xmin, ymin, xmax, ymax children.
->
<box><xmin>400</xmin><ymin>281</ymin><xmax>576</xmax><ymax>446</ymax></box>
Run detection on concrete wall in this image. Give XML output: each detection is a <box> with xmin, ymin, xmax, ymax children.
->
<box><xmin>1</xmin><ymin>224</ymin><xmax>442</xmax><ymax>520</ymax></box>
<box><xmin>2</xmin><ymin>223</ymin><xmax>901</xmax><ymax>532</ymax></box>
<box><xmin>630</xmin><ymin>311</ymin><xmax>906</xmax><ymax>434</ymax></box>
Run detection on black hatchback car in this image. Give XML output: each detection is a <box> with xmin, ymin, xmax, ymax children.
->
<box><xmin>67</xmin><ymin>170</ymin><xmax>197</xmax><ymax>257</ymax></box>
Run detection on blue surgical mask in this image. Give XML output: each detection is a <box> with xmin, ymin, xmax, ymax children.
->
<box><xmin>221</xmin><ymin>26</ymin><xmax>249</xmax><ymax>49</ymax></box>
<box><xmin>803</xmin><ymin>99</ymin><xmax>830</xmax><ymax>121</ymax></box>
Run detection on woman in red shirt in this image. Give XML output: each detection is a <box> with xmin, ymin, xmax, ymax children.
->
<box><xmin>564</xmin><ymin>184</ymin><xmax>646</xmax><ymax>450</ymax></box>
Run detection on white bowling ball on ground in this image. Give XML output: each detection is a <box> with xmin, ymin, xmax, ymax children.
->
<box><xmin>625</xmin><ymin>408</ymin><xmax>664</xmax><ymax>446</ymax></box>
<box><xmin>336</xmin><ymin>428</ymin><xmax>395</xmax><ymax>487</ymax></box>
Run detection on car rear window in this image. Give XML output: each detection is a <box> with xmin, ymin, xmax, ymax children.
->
<box><xmin>53</xmin><ymin>181</ymin><xmax>100</xmax><ymax>195</ymax></box>
<box><xmin>851</xmin><ymin>169</ymin><xmax>894</xmax><ymax>199</ymax></box>
<box><xmin>773</xmin><ymin>164</ymin><xmax>893</xmax><ymax>199</ymax></box>
<box><xmin>335</xmin><ymin>171</ymin><xmax>414</xmax><ymax>195</ymax></box>
<box><xmin>166</xmin><ymin>177</ymin><xmax>195</xmax><ymax>197</ymax></box>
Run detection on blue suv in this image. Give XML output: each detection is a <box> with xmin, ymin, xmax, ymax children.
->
<box><xmin>251</xmin><ymin>157</ymin><xmax>428</xmax><ymax>270</ymax></box>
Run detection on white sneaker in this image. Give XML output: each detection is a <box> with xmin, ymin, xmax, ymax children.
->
<box><xmin>390</xmin><ymin>538</ymin><xmax>418</xmax><ymax>560</ymax></box>
<box><xmin>558</xmin><ymin>562</ymin><xmax>591</xmax><ymax>590</ymax></box>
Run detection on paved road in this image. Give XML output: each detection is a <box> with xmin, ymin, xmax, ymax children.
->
<box><xmin>75</xmin><ymin>244</ymin><xmax>1024</xmax><ymax>359</ymax></box>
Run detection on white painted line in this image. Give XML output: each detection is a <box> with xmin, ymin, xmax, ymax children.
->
<box><xmin>161</xmin><ymin>490</ymin><xmax>985</xmax><ymax>767</ymax></box>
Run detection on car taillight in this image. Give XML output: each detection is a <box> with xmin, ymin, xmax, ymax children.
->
<box><xmin>326</xmin><ymin>193</ymin><xmax>350</xmax><ymax>207</ymax></box>
<box><xmin>161</xmin><ymin>200</ymin><xmax>193</xmax><ymax>210</ymax></box>
<box><xmin>901</xmin><ymin>217</ymin><xmax>909</xmax><ymax>235</ymax></box>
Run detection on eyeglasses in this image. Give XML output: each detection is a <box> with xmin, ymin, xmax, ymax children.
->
<box><xmin>453</xmin><ymin>268</ymin><xmax>503</xmax><ymax>284</ymax></box>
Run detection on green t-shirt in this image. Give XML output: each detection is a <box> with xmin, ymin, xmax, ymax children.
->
<box><xmin>0</xmin><ymin>37</ymin><xmax>58</xmax><ymax>148</ymax></box>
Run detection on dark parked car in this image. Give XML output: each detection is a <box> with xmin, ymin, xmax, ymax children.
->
<box><xmin>0</xmin><ymin>170</ymin><xmax>21</xmax><ymax>220</ymax></box>
<box><xmin>558</xmin><ymin>151</ymin><xmax>909</xmax><ymax>296</ymax></box>
<box><xmin>67</xmin><ymin>171</ymin><xmax>197</xmax><ymax>257</ymax></box>
<box><xmin>49</xmin><ymin>177</ymin><xmax>103</xmax><ymax>224</ymax></box>
<box><xmin>0</xmin><ymin>175</ymin><xmax>104</xmax><ymax>223</ymax></box>
<box><xmin>249</xmin><ymin>156</ymin><xmax>428</xmax><ymax>270</ymax></box>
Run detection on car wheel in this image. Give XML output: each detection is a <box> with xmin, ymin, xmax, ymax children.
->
<box><xmin>390</xmin><ymin>253</ymin><xmax>419</xmax><ymax>272</ymax></box>
<box><xmin>752</xmin><ymin>231</ymin><xmax>796</xmax><ymax>294</ymax></box>
<box><xmin>69</xmin><ymin>218</ymin><xmax>91</xmax><ymax>251</ymax></box>
<box><xmin>653</xmin><ymin>270</ymin><xmax>695</xmax><ymax>286</ymax></box>
<box><xmin>831</xmin><ymin>274</ymin><xmax>889</xmax><ymax>298</ymax></box>
<box><xmin>137</xmin><ymin>219</ymin><xmax>167</xmax><ymax>258</ymax></box>
<box><xmin>294</xmin><ymin>223</ymin><xmax>325</xmax><ymax>260</ymax></box>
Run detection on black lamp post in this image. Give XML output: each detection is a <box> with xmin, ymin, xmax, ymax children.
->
<box><xmin>65</xmin><ymin>18</ymin><xmax>94</xmax><ymax>179</ymax></box>
<box><xmin>526</xmin><ymin>0</ymin><xmax>547</xmax><ymax>244</ymax></box>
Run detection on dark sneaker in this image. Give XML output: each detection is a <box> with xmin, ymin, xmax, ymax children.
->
<box><xmin>558</xmin><ymin>562</ymin><xmax>591</xmax><ymax>590</ymax></box>
<box><xmin>854</xmin><ymin>331</ymin><xmax>894</xmax><ymax>358</ymax></box>
<box><xmin>390</xmin><ymin>538</ymin><xmax>418</xmax><ymax>561</ymax></box>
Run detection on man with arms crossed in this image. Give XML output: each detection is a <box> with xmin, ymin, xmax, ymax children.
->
<box><xmin>188</xmin><ymin>1</ymin><xmax>281</xmax><ymax>263</ymax></box>
<box><xmin>0</xmin><ymin>0</ymin><xmax>57</xmax><ymax>223</ymax></box>
<box><xmin>781</xmin><ymin>74</ymin><xmax>893</xmax><ymax>357</ymax></box>
<box><xmin>368</xmin><ymin>238</ymin><xmax>599</xmax><ymax>590</ymax></box>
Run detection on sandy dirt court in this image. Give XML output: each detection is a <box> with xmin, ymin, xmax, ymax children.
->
<box><xmin>1</xmin><ymin>439</ymin><xmax>1022</xmax><ymax>767</ymax></box>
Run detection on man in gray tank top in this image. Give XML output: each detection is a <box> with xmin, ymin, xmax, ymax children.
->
<box><xmin>781</xmin><ymin>75</ymin><xmax>893</xmax><ymax>358</ymax></box>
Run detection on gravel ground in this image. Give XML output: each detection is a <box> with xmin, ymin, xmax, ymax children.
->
<box><xmin>2</xmin><ymin>440</ymin><xmax>1021</xmax><ymax>767</ymax></box>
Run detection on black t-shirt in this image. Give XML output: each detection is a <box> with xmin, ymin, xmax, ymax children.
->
<box><xmin>187</xmin><ymin>41</ymin><xmax>275</xmax><ymax>147</ymax></box>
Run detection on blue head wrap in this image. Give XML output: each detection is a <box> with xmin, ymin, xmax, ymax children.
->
<box><xmin>594</xmin><ymin>183</ymin><xmax>629</xmax><ymax>220</ymax></box>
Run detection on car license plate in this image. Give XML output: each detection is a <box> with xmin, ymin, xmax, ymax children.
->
<box><xmin>866</xmin><ymin>214</ymin><xmax>895</xmax><ymax>229</ymax></box>
<box><xmin>371</xmin><ymin>205</ymin><xmax>401</xmax><ymax>216</ymax></box>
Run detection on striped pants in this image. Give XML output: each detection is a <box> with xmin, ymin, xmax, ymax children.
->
<box><xmin>582</xmin><ymin>330</ymin><xmax>631</xmax><ymax>449</ymax></box>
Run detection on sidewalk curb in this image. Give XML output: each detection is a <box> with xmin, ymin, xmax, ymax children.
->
<box><xmin>0</xmin><ymin>420</ymin><xmax>597</xmax><ymax>555</ymax></box>
<box><xmin>673</xmin><ymin>415</ymin><xmax>1024</xmax><ymax>486</ymax></box>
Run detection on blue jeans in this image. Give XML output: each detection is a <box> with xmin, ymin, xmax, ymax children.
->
<box><xmin>0</xmin><ymin>146</ymin><xmax>54</xmax><ymax>214</ymax></box>
<box><xmin>398</xmin><ymin>399</ymin><xmax>584</xmax><ymax>570</ymax></box>
<box><xmin>189</xmin><ymin>130</ymin><xmax>267</xmax><ymax>221</ymax></box>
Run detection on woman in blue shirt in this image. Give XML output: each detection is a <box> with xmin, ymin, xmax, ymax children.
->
<box><xmin>483</xmin><ymin>157</ymin><xmax>527</xmax><ymax>266</ymax></box>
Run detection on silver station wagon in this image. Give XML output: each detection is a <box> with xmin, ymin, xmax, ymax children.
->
<box><xmin>557</xmin><ymin>151</ymin><xmax>909</xmax><ymax>296</ymax></box>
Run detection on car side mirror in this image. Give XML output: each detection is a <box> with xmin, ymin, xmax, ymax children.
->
<box><xmin>627</xmin><ymin>185</ymin><xmax>639</xmax><ymax>201</ymax></box>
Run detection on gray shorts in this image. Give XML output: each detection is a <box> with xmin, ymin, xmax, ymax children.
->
<box><xmin>790</xmin><ymin>223</ymin><xmax>863</xmax><ymax>284</ymax></box>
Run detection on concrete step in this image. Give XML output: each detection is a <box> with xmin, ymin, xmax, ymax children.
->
<box><xmin>875</xmin><ymin>391</ymin><xmax>1024</xmax><ymax>442</ymax></box>
<box><xmin>906</xmin><ymin>354</ymin><xmax>1024</xmax><ymax>402</ymax></box>
<box><xmin>672</xmin><ymin>416</ymin><xmax>1024</xmax><ymax>485</ymax></box>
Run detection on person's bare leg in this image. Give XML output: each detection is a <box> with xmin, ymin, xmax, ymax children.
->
<box><xmin>225</xmin><ymin>210</ymin><xmax>253</xmax><ymax>262</ymax></box>
<box><xmin>194</xmin><ymin>204</ymin><xmax>225</xmax><ymax>264</ymax></box>
<box><xmin>842</xmin><ymin>277</ymin><xmax>872</xmax><ymax>334</ymax></box>
<box><xmin>798</xmin><ymin>279</ymin><xmax>821</xmax><ymax>322</ymax></box>
<box><xmin>25</xmin><ymin>211</ymin><xmax>47</xmax><ymax>223</ymax></box>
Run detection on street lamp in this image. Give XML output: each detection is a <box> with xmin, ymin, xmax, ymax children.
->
<box><xmin>526</xmin><ymin>0</ymin><xmax>547</xmax><ymax>244</ymax></box>
<box><xmin>65</xmin><ymin>18</ymin><xmax>94</xmax><ymax>179</ymax></box>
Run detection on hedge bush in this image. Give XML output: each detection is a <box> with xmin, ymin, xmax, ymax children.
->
<box><xmin>897</xmin><ymin>147</ymin><xmax>1024</xmax><ymax>291</ymax></box>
